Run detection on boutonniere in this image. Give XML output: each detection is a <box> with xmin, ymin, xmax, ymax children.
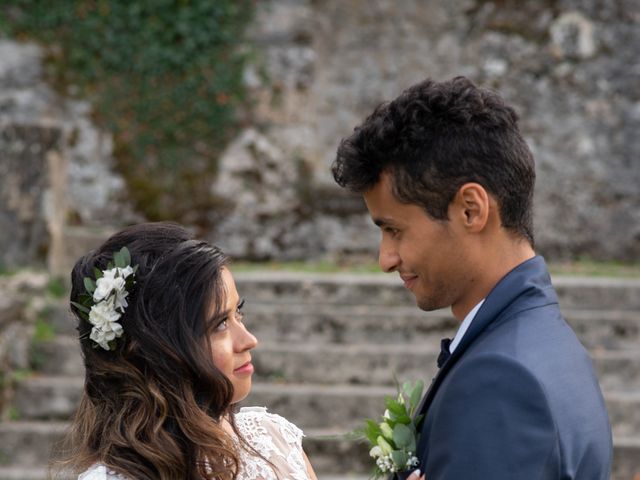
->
<box><xmin>353</xmin><ymin>380</ymin><xmax>424</xmax><ymax>478</ymax></box>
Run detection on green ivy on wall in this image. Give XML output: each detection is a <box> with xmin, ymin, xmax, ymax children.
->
<box><xmin>1</xmin><ymin>0</ymin><xmax>255</xmax><ymax>227</ymax></box>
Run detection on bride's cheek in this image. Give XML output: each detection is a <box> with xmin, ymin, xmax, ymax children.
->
<box><xmin>211</xmin><ymin>338</ymin><xmax>233</xmax><ymax>376</ymax></box>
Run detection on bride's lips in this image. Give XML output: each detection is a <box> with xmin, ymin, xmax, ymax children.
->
<box><xmin>400</xmin><ymin>274</ymin><xmax>418</xmax><ymax>290</ymax></box>
<box><xmin>234</xmin><ymin>361</ymin><xmax>254</xmax><ymax>375</ymax></box>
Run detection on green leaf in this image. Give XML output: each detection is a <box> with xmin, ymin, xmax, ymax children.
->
<box><xmin>83</xmin><ymin>277</ymin><xmax>96</xmax><ymax>293</ymax></box>
<box><xmin>120</xmin><ymin>246</ymin><xmax>131</xmax><ymax>266</ymax></box>
<box><xmin>409</xmin><ymin>380</ymin><xmax>424</xmax><ymax>410</ymax></box>
<box><xmin>342</xmin><ymin>428</ymin><xmax>366</xmax><ymax>442</ymax></box>
<box><xmin>390</xmin><ymin>450</ymin><xmax>408</xmax><ymax>470</ymax></box>
<box><xmin>387</xmin><ymin>399</ymin><xmax>406</xmax><ymax>416</ymax></box>
<box><xmin>93</xmin><ymin>267</ymin><xmax>103</xmax><ymax>279</ymax></box>
<box><xmin>379</xmin><ymin>422</ymin><xmax>394</xmax><ymax>441</ymax></box>
<box><xmin>114</xmin><ymin>251</ymin><xmax>125</xmax><ymax>268</ymax></box>
<box><xmin>377</xmin><ymin>436</ymin><xmax>393</xmax><ymax>455</ymax></box>
<box><xmin>364</xmin><ymin>419</ymin><xmax>382</xmax><ymax>444</ymax></box>
<box><xmin>70</xmin><ymin>301</ymin><xmax>91</xmax><ymax>314</ymax></box>
<box><xmin>392</xmin><ymin>423</ymin><xmax>413</xmax><ymax>449</ymax></box>
<box><xmin>387</xmin><ymin>399</ymin><xmax>410</xmax><ymax>423</ymax></box>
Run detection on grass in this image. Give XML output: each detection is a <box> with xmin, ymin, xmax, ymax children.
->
<box><xmin>232</xmin><ymin>259</ymin><xmax>640</xmax><ymax>278</ymax></box>
<box><xmin>33</xmin><ymin>318</ymin><xmax>56</xmax><ymax>343</ymax></box>
<box><xmin>548</xmin><ymin>259</ymin><xmax>640</xmax><ymax>278</ymax></box>
<box><xmin>232</xmin><ymin>260</ymin><xmax>383</xmax><ymax>274</ymax></box>
<box><xmin>46</xmin><ymin>277</ymin><xmax>67</xmax><ymax>298</ymax></box>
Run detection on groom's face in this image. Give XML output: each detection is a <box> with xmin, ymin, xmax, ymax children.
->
<box><xmin>363</xmin><ymin>171</ymin><xmax>471</xmax><ymax>313</ymax></box>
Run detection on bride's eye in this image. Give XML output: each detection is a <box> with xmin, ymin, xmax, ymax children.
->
<box><xmin>235</xmin><ymin>299</ymin><xmax>245</xmax><ymax>321</ymax></box>
<box><xmin>214</xmin><ymin>317</ymin><xmax>228</xmax><ymax>332</ymax></box>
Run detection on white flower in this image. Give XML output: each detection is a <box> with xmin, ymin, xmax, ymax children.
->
<box><xmin>93</xmin><ymin>268</ymin><xmax>130</xmax><ymax>312</ymax></box>
<box><xmin>88</xmin><ymin>301</ymin><xmax>121</xmax><ymax>328</ymax></box>
<box><xmin>118</xmin><ymin>265</ymin><xmax>134</xmax><ymax>279</ymax></box>
<box><xmin>383</xmin><ymin>409</ymin><xmax>391</xmax><ymax>419</ymax></box>
<box><xmin>90</xmin><ymin>326</ymin><xmax>115</xmax><ymax>350</ymax></box>
<box><xmin>369</xmin><ymin>446</ymin><xmax>383</xmax><ymax>458</ymax></box>
<box><xmin>93</xmin><ymin>269</ymin><xmax>125</xmax><ymax>302</ymax></box>
<box><xmin>88</xmin><ymin>301</ymin><xmax>123</xmax><ymax>350</ymax></box>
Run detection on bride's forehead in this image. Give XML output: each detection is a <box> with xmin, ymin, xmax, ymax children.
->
<box><xmin>220</xmin><ymin>267</ymin><xmax>239</xmax><ymax>302</ymax></box>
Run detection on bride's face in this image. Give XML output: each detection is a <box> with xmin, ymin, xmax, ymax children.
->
<box><xmin>209</xmin><ymin>268</ymin><xmax>258</xmax><ymax>404</ymax></box>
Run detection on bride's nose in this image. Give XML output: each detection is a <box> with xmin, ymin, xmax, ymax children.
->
<box><xmin>234</xmin><ymin>322</ymin><xmax>258</xmax><ymax>352</ymax></box>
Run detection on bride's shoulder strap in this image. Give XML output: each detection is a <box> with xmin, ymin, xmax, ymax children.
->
<box><xmin>237</xmin><ymin>406</ymin><xmax>305</xmax><ymax>446</ymax></box>
<box><xmin>78</xmin><ymin>464</ymin><xmax>130</xmax><ymax>480</ymax></box>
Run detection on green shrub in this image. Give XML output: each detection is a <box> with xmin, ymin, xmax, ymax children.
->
<box><xmin>1</xmin><ymin>0</ymin><xmax>255</xmax><ymax>227</ymax></box>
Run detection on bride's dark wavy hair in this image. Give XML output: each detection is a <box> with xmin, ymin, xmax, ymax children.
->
<box><xmin>53</xmin><ymin>222</ymin><xmax>252</xmax><ymax>479</ymax></box>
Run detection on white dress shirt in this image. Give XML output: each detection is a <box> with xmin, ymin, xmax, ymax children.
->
<box><xmin>449</xmin><ymin>299</ymin><xmax>485</xmax><ymax>354</ymax></box>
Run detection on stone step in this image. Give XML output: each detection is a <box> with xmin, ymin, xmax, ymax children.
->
<box><xmin>0</xmin><ymin>421</ymin><xmax>67</xmax><ymax>470</ymax></box>
<box><xmin>12</xmin><ymin>377</ymin><xmax>640</xmax><ymax>436</ymax></box>
<box><xmin>303</xmin><ymin>430</ymin><xmax>640</xmax><ymax>480</ymax></box>
<box><xmin>0</xmin><ymin>466</ymin><xmax>62</xmax><ymax>480</ymax></box>
<box><xmin>0</xmin><ymin>466</ymin><xmax>363</xmax><ymax>480</ymax></box>
<box><xmin>43</xmin><ymin>301</ymin><xmax>640</xmax><ymax>350</ymax></box>
<box><xmin>0</xmin><ymin>421</ymin><xmax>637</xmax><ymax>480</ymax></box>
<box><xmin>32</xmin><ymin>337</ymin><xmax>640</xmax><ymax>392</ymax></box>
<box><xmin>246</xmin><ymin>305</ymin><xmax>640</xmax><ymax>351</ymax></box>
<box><xmin>232</xmin><ymin>271</ymin><xmax>640</xmax><ymax>310</ymax></box>
<box><xmin>253</xmin><ymin>344</ymin><xmax>640</xmax><ymax>391</ymax></box>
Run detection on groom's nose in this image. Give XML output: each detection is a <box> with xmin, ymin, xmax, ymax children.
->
<box><xmin>379</xmin><ymin>246</ymin><xmax>400</xmax><ymax>273</ymax></box>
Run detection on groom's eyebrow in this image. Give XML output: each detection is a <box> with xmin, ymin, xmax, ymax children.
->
<box><xmin>373</xmin><ymin>217</ymin><xmax>394</xmax><ymax>228</ymax></box>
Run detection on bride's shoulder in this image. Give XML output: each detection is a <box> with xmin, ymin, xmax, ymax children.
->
<box><xmin>78</xmin><ymin>464</ymin><xmax>130</xmax><ymax>480</ymax></box>
<box><xmin>236</xmin><ymin>406</ymin><xmax>304</xmax><ymax>443</ymax></box>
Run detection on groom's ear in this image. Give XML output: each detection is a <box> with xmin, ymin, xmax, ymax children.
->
<box><xmin>450</xmin><ymin>183</ymin><xmax>491</xmax><ymax>234</ymax></box>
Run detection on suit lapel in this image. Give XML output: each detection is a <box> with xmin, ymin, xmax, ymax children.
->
<box><xmin>415</xmin><ymin>256</ymin><xmax>556</xmax><ymax>420</ymax></box>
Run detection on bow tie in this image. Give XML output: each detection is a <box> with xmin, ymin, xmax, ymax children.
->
<box><xmin>437</xmin><ymin>337</ymin><xmax>452</xmax><ymax>368</ymax></box>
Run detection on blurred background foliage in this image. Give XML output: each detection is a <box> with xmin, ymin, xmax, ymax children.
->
<box><xmin>0</xmin><ymin>0</ymin><xmax>256</xmax><ymax>229</ymax></box>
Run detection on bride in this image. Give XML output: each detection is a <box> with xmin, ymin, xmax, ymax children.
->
<box><xmin>54</xmin><ymin>222</ymin><xmax>318</xmax><ymax>479</ymax></box>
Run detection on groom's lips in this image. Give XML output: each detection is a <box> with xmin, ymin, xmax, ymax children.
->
<box><xmin>400</xmin><ymin>274</ymin><xmax>418</xmax><ymax>290</ymax></box>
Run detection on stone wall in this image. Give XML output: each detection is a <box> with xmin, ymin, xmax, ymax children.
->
<box><xmin>1</xmin><ymin>1</ymin><xmax>638</xmax><ymax>265</ymax></box>
<box><xmin>0</xmin><ymin>271</ymin><xmax>48</xmax><ymax>417</ymax></box>
<box><xmin>0</xmin><ymin>40</ymin><xmax>137</xmax><ymax>269</ymax></box>
<box><xmin>0</xmin><ymin>124</ymin><xmax>61</xmax><ymax>268</ymax></box>
<box><xmin>212</xmin><ymin>0</ymin><xmax>640</xmax><ymax>261</ymax></box>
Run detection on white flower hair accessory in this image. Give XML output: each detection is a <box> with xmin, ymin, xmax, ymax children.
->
<box><xmin>71</xmin><ymin>247</ymin><xmax>137</xmax><ymax>351</ymax></box>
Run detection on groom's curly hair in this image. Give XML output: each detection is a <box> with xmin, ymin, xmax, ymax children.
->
<box><xmin>332</xmin><ymin>76</ymin><xmax>536</xmax><ymax>246</ymax></box>
<box><xmin>54</xmin><ymin>222</ymin><xmax>272</xmax><ymax>480</ymax></box>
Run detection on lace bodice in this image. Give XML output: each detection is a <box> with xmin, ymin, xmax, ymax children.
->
<box><xmin>235</xmin><ymin>406</ymin><xmax>309</xmax><ymax>479</ymax></box>
<box><xmin>77</xmin><ymin>407</ymin><xmax>310</xmax><ymax>480</ymax></box>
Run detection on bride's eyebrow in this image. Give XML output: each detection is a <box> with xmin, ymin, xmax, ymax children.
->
<box><xmin>207</xmin><ymin>295</ymin><xmax>244</xmax><ymax>324</ymax></box>
<box><xmin>208</xmin><ymin>308</ymin><xmax>230</xmax><ymax>327</ymax></box>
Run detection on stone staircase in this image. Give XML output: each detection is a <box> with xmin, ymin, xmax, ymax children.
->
<box><xmin>1</xmin><ymin>272</ymin><xmax>639</xmax><ymax>479</ymax></box>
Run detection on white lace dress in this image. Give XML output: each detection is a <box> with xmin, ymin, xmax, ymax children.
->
<box><xmin>78</xmin><ymin>406</ymin><xmax>311</xmax><ymax>480</ymax></box>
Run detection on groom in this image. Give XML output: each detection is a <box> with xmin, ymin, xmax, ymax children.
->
<box><xmin>332</xmin><ymin>77</ymin><xmax>612</xmax><ymax>479</ymax></box>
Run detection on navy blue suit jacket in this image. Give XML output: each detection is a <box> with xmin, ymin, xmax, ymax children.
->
<box><xmin>411</xmin><ymin>256</ymin><xmax>612</xmax><ymax>479</ymax></box>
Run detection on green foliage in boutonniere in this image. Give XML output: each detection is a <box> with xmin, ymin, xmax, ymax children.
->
<box><xmin>353</xmin><ymin>379</ymin><xmax>425</xmax><ymax>478</ymax></box>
